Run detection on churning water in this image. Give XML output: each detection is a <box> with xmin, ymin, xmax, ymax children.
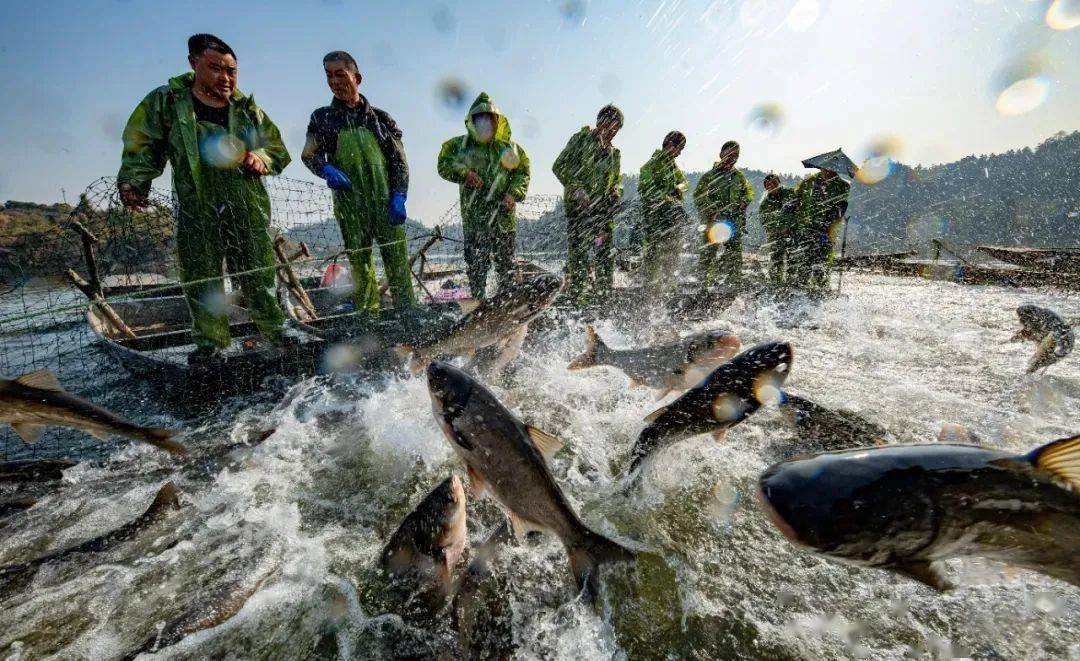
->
<box><xmin>1</xmin><ymin>273</ymin><xmax>1078</xmax><ymax>659</ymax></box>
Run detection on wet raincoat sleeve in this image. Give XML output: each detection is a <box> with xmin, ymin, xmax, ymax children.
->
<box><xmin>301</xmin><ymin>112</ymin><xmax>330</xmax><ymax>178</ymax></box>
<box><xmin>118</xmin><ymin>88</ymin><xmax>170</xmax><ymax>196</ymax></box>
<box><xmin>244</xmin><ymin>99</ymin><xmax>291</xmax><ymax>175</ymax></box>
<box><xmin>437</xmin><ymin>137</ymin><xmax>468</xmax><ymax>184</ymax></box>
<box><xmin>507</xmin><ymin>144</ymin><xmax>531</xmax><ymax>201</ymax></box>
<box><xmin>552</xmin><ymin>130</ymin><xmax>585</xmax><ymax>188</ymax></box>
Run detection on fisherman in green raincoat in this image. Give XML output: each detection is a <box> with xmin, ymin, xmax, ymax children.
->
<box><xmin>791</xmin><ymin>168</ymin><xmax>850</xmax><ymax>292</ymax></box>
<box><xmin>759</xmin><ymin>173</ymin><xmax>798</xmax><ymax>287</ymax></box>
<box><xmin>552</xmin><ymin>105</ymin><xmax>624</xmax><ymax>306</ymax></box>
<box><xmin>302</xmin><ymin>51</ymin><xmax>413</xmax><ymax>315</ymax></box>
<box><xmin>118</xmin><ymin>34</ymin><xmax>290</xmax><ymax>364</ymax></box>
<box><xmin>637</xmin><ymin>131</ymin><xmax>689</xmax><ymax>299</ymax></box>
<box><xmin>694</xmin><ymin>141</ymin><xmax>753</xmax><ymax>295</ymax></box>
<box><xmin>437</xmin><ymin>93</ymin><xmax>531</xmax><ymax>299</ymax></box>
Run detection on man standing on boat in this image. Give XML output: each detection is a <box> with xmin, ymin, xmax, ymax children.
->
<box><xmin>118</xmin><ymin>34</ymin><xmax>291</xmax><ymax>365</ymax></box>
<box><xmin>437</xmin><ymin>93</ymin><xmax>531</xmax><ymax>299</ymax></box>
<box><xmin>302</xmin><ymin>50</ymin><xmax>415</xmax><ymax>316</ymax></box>
<box><xmin>759</xmin><ymin>173</ymin><xmax>798</xmax><ymax>287</ymax></box>
<box><xmin>694</xmin><ymin>140</ymin><xmax>753</xmax><ymax>298</ymax></box>
<box><xmin>637</xmin><ymin>131</ymin><xmax>689</xmax><ymax>300</ymax></box>
<box><xmin>792</xmin><ymin>163</ymin><xmax>851</xmax><ymax>294</ymax></box>
<box><xmin>552</xmin><ymin>104</ymin><xmax>624</xmax><ymax>307</ymax></box>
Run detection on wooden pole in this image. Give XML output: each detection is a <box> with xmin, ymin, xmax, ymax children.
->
<box><xmin>68</xmin><ymin>220</ymin><xmax>102</xmax><ymax>298</ymax></box>
<box><xmin>379</xmin><ymin>226</ymin><xmax>443</xmax><ymax>299</ymax></box>
<box><xmin>272</xmin><ymin>236</ymin><xmax>318</xmax><ymax>320</ymax></box>
<box><xmin>67</xmin><ymin>269</ymin><xmax>138</xmax><ymax>340</ymax></box>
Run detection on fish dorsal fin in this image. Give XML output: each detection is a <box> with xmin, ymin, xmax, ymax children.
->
<box><xmin>457</xmin><ymin>299</ymin><xmax>481</xmax><ymax>315</ymax></box>
<box><xmin>10</xmin><ymin>423</ymin><xmax>45</xmax><ymax>444</ymax></box>
<box><xmin>15</xmin><ymin>369</ymin><xmax>64</xmax><ymax>392</ymax></box>
<box><xmin>1028</xmin><ymin>435</ymin><xmax>1080</xmax><ymax>490</ymax></box>
<box><xmin>526</xmin><ymin>425</ymin><xmax>564</xmax><ymax>461</ymax></box>
<box><xmin>643</xmin><ymin>405</ymin><xmax>668</xmax><ymax>423</ymax></box>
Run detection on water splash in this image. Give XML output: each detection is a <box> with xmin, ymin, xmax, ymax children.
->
<box><xmin>785</xmin><ymin>0</ymin><xmax>821</xmax><ymax>32</ymax></box>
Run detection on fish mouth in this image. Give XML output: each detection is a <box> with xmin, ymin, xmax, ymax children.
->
<box><xmin>757</xmin><ymin>486</ymin><xmax>804</xmax><ymax>545</ymax></box>
<box><xmin>426</xmin><ymin>361</ymin><xmax>475</xmax><ymax>429</ymax></box>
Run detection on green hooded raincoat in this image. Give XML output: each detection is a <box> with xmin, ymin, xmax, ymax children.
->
<box><xmin>638</xmin><ymin>148</ymin><xmax>689</xmax><ymax>298</ymax></box>
<box><xmin>792</xmin><ymin>172</ymin><xmax>850</xmax><ymax>292</ymax></box>
<box><xmin>553</xmin><ymin>126</ymin><xmax>623</xmax><ymax>305</ymax></box>
<box><xmin>118</xmin><ymin>72</ymin><xmax>290</xmax><ymax>349</ymax></box>
<box><xmin>436</xmin><ymin>93</ymin><xmax>530</xmax><ymax>298</ymax></box>
<box><xmin>693</xmin><ymin>165</ymin><xmax>753</xmax><ymax>292</ymax></box>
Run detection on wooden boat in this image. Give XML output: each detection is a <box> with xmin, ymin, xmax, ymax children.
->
<box><xmin>100</xmin><ymin>273</ymin><xmax>182</xmax><ymax>297</ymax></box>
<box><xmin>976</xmin><ymin>246</ymin><xmax>1080</xmax><ymax>272</ymax></box>
<box><xmin>87</xmin><ymin>293</ymin><xmax>327</xmax><ymax>400</ymax></box>
<box><xmin>874</xmin><ymin>258</ymin><xmax>1080</xmax><ymax>289</ymax></box>
<box><xmin>836</xmin><ymin>251</ymin><xmax>917</xmax><ymax>269</ymax></box>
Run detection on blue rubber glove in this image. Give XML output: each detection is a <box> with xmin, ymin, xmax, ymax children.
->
<box><xmin>389</xmin><ymin>192</ymin><xmax>408</xmax><ymax>225</ymax></box>
<box><xmin>321</xmin><ymin>164</ymin><xmax>352</xmax><ymax>191</ymax></box>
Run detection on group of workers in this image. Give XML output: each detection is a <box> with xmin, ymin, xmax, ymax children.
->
<box><xmin>117</xmin><ymin>34</ymin><xmax>849</xmax><ymax>363</ymax></box>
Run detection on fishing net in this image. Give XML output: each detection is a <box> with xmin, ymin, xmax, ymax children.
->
<box><xmin>3</xmin><ymin>161</ymin><xmax>1074</xmax><ymax>460</ymax></box>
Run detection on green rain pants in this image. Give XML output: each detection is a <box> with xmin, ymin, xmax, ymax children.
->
<box><xmin>177</xmin><ymin>154</ymin><xmax>284</xmax><ymax>349</ymax></box>
<box><xmin>565</xmin><ymin>212</ymin><xmax>616</xmax><ymax>306</ymax></box>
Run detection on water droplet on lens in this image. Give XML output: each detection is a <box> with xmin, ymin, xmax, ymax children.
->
<box><xmin>1046</xmin><ymin>0</ymin><xmax>1080</xmax><ymax>30</ymax></box>
<box><xmin>435</xmin><ymin>78</ymin><xmax>470</xmax><ymax>113</ymax></box>
<box><xmin>746</xmin><ymin>102</ymin><xmax>785</xmax><ymax>138</ymax></box>
<box><xmin>786</xmin><ymin>0</ymin><xmax>821</xmax><ymax>32</ymax></box>
<box><xmin>560</xmin><ymin>0</ymin><xmax>587</xmax><ymax>27</ymax></box>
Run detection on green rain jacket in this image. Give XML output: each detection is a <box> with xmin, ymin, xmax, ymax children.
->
<box><xmin>552</xmin><ymin>127</ymin><xmax>622</xmax><ymax>216</ymax></box>
<box><xmin>638</xmin><ymin>149</ymin><xmax>688</xmax><ymax>226</ymax></box>
<box><xmin>693</xmin><ymin>165</ymin><xmax>753</xmax><ymax>225</ymax></box>
<box><xmin>759</xmin><ymin>186</ymin><xmax>797</xmax><ymax>240</ymax></box>
<box><xmin>437</xmin><ymin>93</ymin><xmax>531</xmax><ymax>233</ymax></box>
<box><xmin>118</xmin><ymin>72</ymin><xmax>291</xmax><ymax>201</ymax></box>
<box><xmin>794</xmin><ymin>172</ymin><xmax>850</xmax><ymax>239</ymax></box>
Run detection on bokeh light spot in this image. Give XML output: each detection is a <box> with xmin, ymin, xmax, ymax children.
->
<box><xmin>435</xmin><ymin>78</ymin><xmax>470</xmax><ymax>113</ymax></box>
<box><xmin>746</xmin><ymin>102</ymin><xmax>785</xmax><ymax>138</ymax></box>
<box><xmin>500</xmin><ymin>147</ymin><xmax>522</xmax><ymax>170</ymax></box>
<box><xmin>712</xmin><ymin>393</ymin><xmax>746</xmax><ymax>422</ymax></box>
<box><xmin>1046</xmin><ymin>0</ymin><xmax>1080</xmax><ymax>30</ymax></box>
<box><xmin>785</xmin><ymin>0</ymin><xmax>820</xmax><ymax>32</ymax></box>
<box><xmin>995</xmin><ymin>77</ymin><xmax>1050</xmax><ymax>116</ymax></box>
<box><xmin>707</xmin><ymin>219</ymin><xmax>736</xmax><ymax>245</ymax></box>
<box><xmin>199</xmin><ymin>133</ymin><xmax>246</xmax><ymax>169</ymax></box>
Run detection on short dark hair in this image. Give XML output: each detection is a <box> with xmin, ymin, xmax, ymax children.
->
<box><xmin>188</xmin><ymin>34</ymin><xmax>235</xmax><ymax>59</ymax></box>
<box><xmin>763</xmin><ymin>173</ymin><xmax>781</xmax><ymax>186</ymax></box>
<box><xmin>663</xmin><ymin>131</ymin><xmax>686</xmax><ymax>149</ymax></box>
<box><xmin>721</xmin><ymin>140</ymin><xmax>740</xmax><ymax>153</ymax></box>
<box><xmin>597</xmin><ymin>104</ymin><xmax>624</xmax><ymax>127</ymax></box>
<box><xmin>323</xmin><ymin>50</ymin><xmax>359</xmax><ymax>73</ymax></box>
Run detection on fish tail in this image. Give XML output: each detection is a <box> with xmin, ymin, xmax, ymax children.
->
<box><xmin>567</xmin><ymin>324</ymin><xmax>606</xmax><ymax>370</ymax></box>
<box><xmin>568</xmin><ymin>529</ymin><xmax>636</xmax><ymax>598</ymax></box>
<box><xmin>141</xmin><ymin>428</ymin><xmax>189</xmax><ymax>457</ymax></box>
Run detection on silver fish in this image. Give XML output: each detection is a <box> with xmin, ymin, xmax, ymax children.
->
<box><xmin>427</xmin><ymin>361</ymin><xmax>634</xmax><ymax>596</ymax></box>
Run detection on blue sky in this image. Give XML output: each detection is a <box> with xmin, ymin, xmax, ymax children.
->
<box><xmin>0</xmin><ymin>0</ymin><xmax>1077</xmax><ymax>224</ymax></box>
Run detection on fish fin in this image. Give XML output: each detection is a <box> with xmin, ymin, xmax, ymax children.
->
<box><xmin>526</xmin><ymin>425</ymin><xmax>564</xmax><ymax>461</ymax></box>
<box><xmin>382</xmin><ymin>547</ymin><xmax>416</xmax><ymax>575</ymax></box>
<box><xmin>1026</xmin><ymin>335</ymin><xmax>1056</xmax><ymax>373</ymax></box>
<box><xmin>568</xmin><ymin>529</ymin><xmax>636</xmax><ymax>599</ymax></box>
<box><xmin>711</xmin><ymin>429</ymin><xmax>728</xmax><ymax>442</ymax></box>
<box><xmin>14</xmin><ymin>368</ymin><xmax>64</xmax><ymax>392</ymax></box>
<box><xmin>509</xmin><ymin>511</ymin><xmax>546</xmax><ymax>540</ymax></box>
<box><xmin>629</xmin><ymin>380</ymin><xmax>644</xmax><ymax>390</ymax></box>
<box><xmin>567</xmin><ymin>324</ymin><xmax>604</xmax><ymax>370</ymax></box>
<box><xmin>87</xmin><ymin>429</ymin><xmax>109</xmax><ymax>440</ymax></box>
<box><xmin>655</xmin><ymin>387</ymin><xmax>674</xmax><ymax>401</ymax></box>
<box><xmin>408</xmin><ymin>352</ymin><xmax>428</xmax><ymax>375</ymax></box>
<box><xmin>457</xmin><ymin>299</ymin><xmax>481</xmax><ymax>315</ymax></box>
<box><xmin>10</xmin><ymin>423</ymin><xmax>45</xmax><ymax>444</ymax></box>
<box><xmin>148</xmin><ymin>481</ymin><xmax>181</xmax><ymax>513</ymax></box>
<box><xmin>139</xmin><ymin>428</ymin><xmax>188</xmax><ymax>457</ymax></box>
<box><xmin>643</xmin><ymin>405</ymin><xmax>668</xmax><ymax>423</ymax></box>
<box><xmin>1027</xmin><ymin>434</ymin><xmax>1080</xmax><ymax>490</ymax></box>
<box><xmin>466</xmin><ymin>465</ymin><xmax>490</xmax><ymax>498</ymax></box>
<box><xmin>893</xmin><ymin>560</ymin><xmax>952</xmax><ymax>592</ymax></box>
<box><xmin>1007</xmin><ymin>330</ymin><xmax>1027</xmax><ymax>343</ymax></box>
<box><xmin>490</xmin><ymin>325</ymin><xmax>528</xmax><ymax>374</ymax></box>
